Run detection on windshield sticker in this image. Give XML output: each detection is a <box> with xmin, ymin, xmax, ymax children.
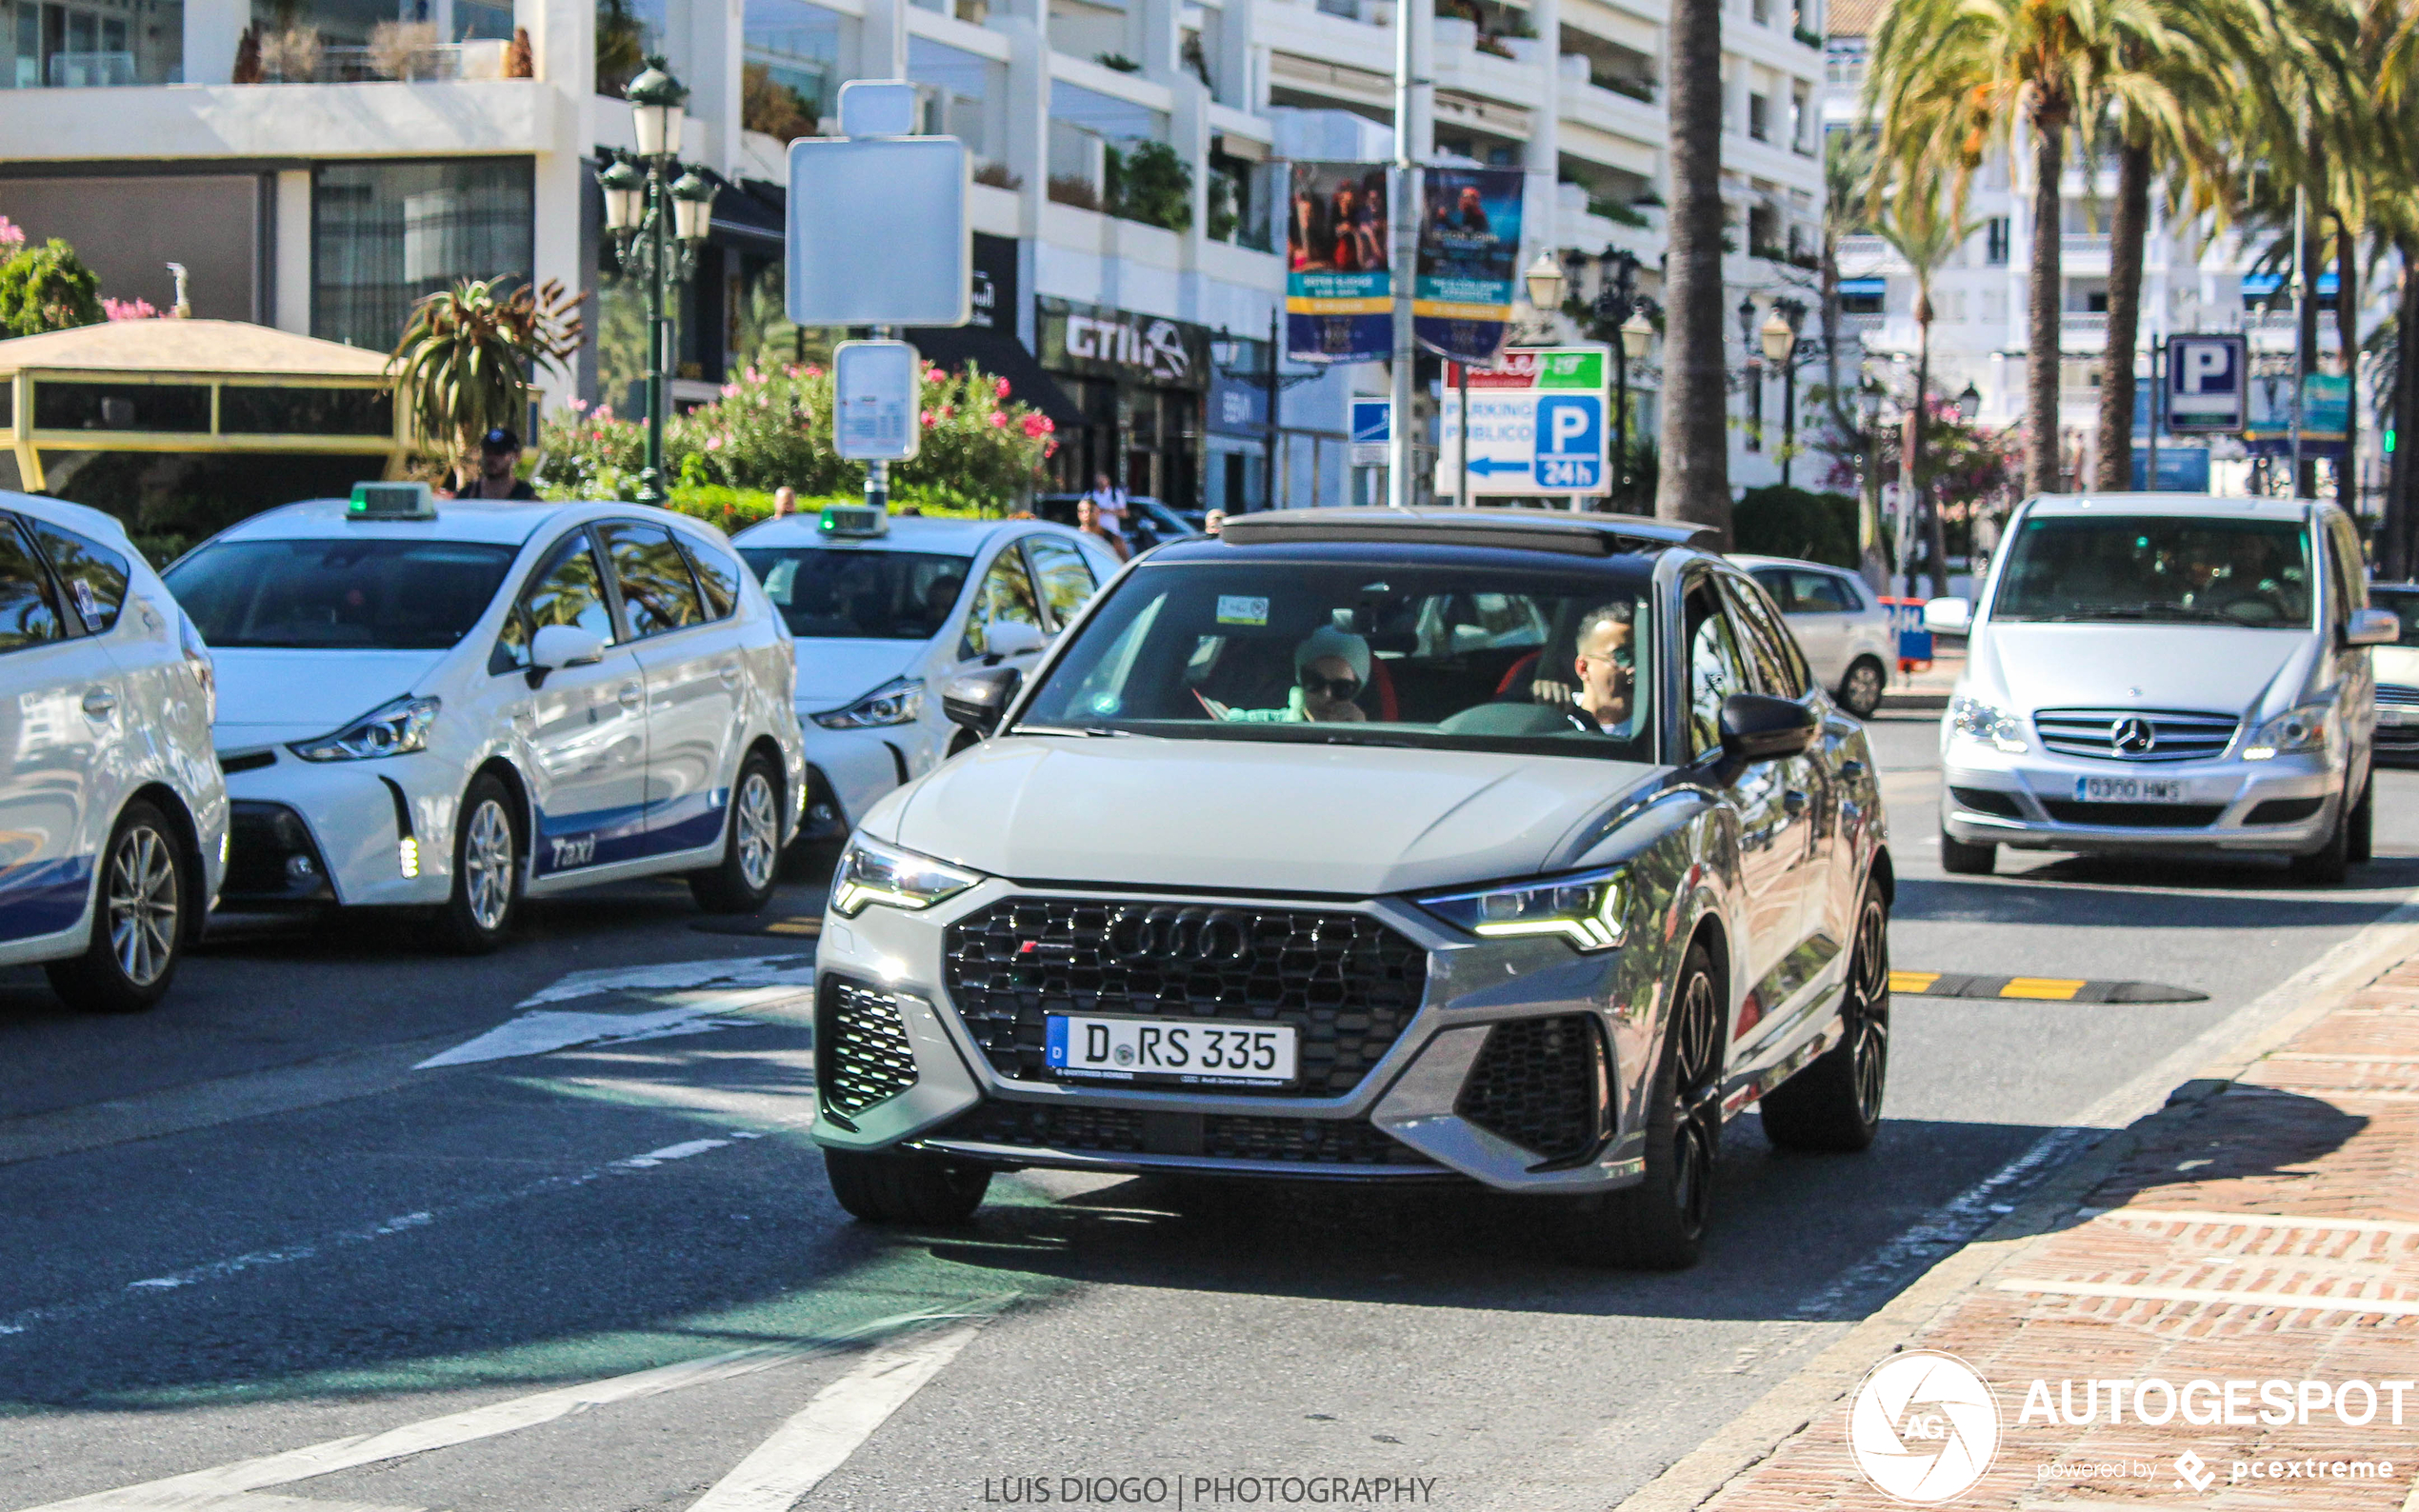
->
<box><xmin>1216</xmin><ymin>595</ymin><xmax>1270</xmax><ymax>627</ymax></box>
<box><xmin>71</xmin><ymin>580</ymin><xmax>101</xmax><ymax>630</ymax></box>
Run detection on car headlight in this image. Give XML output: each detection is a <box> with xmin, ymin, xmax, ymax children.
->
<box><xmin>2244</xmin><ymin>701</ymin><xmax>2331</xmax><ymax>761</ymax></box>
<box><xmin>288</xmin><ymin>695</ymin><xmax>442</xmax><ymax>762</ymax></box>
<box><xmin>1417</xmin><ymin>866</ymin><xmax>1627</xmax><ymax>951</ymax></box>
<box><xmin>1948</xmin><ymin>694</ymin><xmax>2028</xmax><ymax>753</ymax></box>
<box><xmin>830</xmin><ymin>833</ymin><xmax>985</xmax><ymax>916</ymax></box>
<box><xmin>811</xmin><ymin>677</ymin><xmax>924</xmax><ymax>730</ymax></box>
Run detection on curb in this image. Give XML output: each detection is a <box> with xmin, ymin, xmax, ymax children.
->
<box><xmin>1610</xmin><ymin>891</ymin><xmax>2419</xmax><ymax>1512</ymax></box>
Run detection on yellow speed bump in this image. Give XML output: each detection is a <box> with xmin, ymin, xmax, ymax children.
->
<box><xmin>1889</xmin><ymin>970</ymin><xmax>2204</xmax><ymax>1004</ymax></box>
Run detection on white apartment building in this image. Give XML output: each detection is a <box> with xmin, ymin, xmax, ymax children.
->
<box><xmin>0</xmin><ymin>0</ymin><xmax>1826</xmax><ymax>512</ymax></box>
<box><xmin>1826</xmin><ymin>6</ymin><xmax>2384</xmax><ymax>507</ymax></box>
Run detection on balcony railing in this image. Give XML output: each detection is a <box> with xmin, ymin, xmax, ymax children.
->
<box><xmin>246</xmin><ymin>32</ymin><xmax>516</xmax><ymax>84</ymax></box>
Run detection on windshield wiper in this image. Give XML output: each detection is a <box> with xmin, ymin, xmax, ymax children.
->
<box><xmin>2012</xmin><ymin>604</ymin><xmax>2230</xmax><ymax>624</ymax></box>
<box><xmin>1014</xmin><ymin>724</ymin><xmax>1134</xmax><ymax>738</ymax></box>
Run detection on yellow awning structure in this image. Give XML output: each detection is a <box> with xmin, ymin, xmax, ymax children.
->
<box><xmin>0</xmin><ymin>318</ymin><xmax>408</xmax><ymax>493</ymax></box>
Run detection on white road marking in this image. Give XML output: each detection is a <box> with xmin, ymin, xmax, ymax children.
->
<box><xmin>52</xmin><ymin>1494</ymin><xmax>430</xmax><ymax>1512</ymax></box>
<box><xmin>414</xmin><ymin>960</ymin><xmax>818</xmax><ymax>1069</ymax></box>
<box><xmin>688</xmin><ymin>1320</ymin><xmax>990</xmax><ymax>1512</ymax></box>
<box><xmin>0</xmin><ymin>1130</ymin><xmax>784</xmax><ymax>1338</ymax></box>
<box><xmin>518</xmin><ymin>957</ymin><xmax>816</xmax><ymax>1008</ymax></box>
<box><xmin>13</xmin><ymin>1306</ymin><xmax>1001</xmax><ymax>1512</ymax></box>
<box><xmin>2085</xmin><ymin>1208</ymin><xmax>2419</xmax><ymax>1237</ymax></box>
<box><xmin>1993</xmin><ymin>1278</ymin><xmax>2419</xmax><ymax>1317</ymax></box>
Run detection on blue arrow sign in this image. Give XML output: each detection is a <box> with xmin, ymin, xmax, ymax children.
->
<box><xmin>1466</xmin><ymin>456</ymin><xmax>1532</xmax><ymax>476</ymax></box>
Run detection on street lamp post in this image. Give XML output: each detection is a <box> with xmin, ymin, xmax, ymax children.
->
<box><xmin>1760</xmin><ymin>299</ymin><xmax>1804</xmax><ymax>487</ymax></box>
<box><xmin>599</xmin><ymin>56</ymin><xmax>717</xmax><ymax>507</ymax></box>
<box><xmin>1737</xmin><ymin>296</ymin><xmax>1761</xmax><ymax>451</ymax></box>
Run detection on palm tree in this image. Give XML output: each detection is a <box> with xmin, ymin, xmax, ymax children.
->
<box><xmin>1654</xmin><ymin>0</ymin><xmax>1730</xmax><ymax>542</ymax></box>
<box><xmin>1872</xmin><ymin>179</ymin><xmax>1979</xmax><ymax>593</ymax></box>
<box><xmin>1869</xmin><ymin>0</ymin><xmax>2172</xmax><ymax>494</ymax></box>
<box><xmin>390</xmin><ymin>278</ymin><xmax>585</xmax><ymax>490</ymax></box>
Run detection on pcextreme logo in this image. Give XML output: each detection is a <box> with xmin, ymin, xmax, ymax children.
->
<box><xmin>1848</xmin><ymin>1350</ymin><xmax>2003</xmax><ymax>1504</ymax></box>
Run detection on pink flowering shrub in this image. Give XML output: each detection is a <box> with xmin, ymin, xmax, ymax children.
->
<box><xmin>102</xmin><ymin>297</ymin><xmax>159</xmax><ymax>321</ymax></box>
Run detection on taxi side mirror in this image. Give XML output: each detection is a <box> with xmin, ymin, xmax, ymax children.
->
<box><xmin>1923</xmin><ymin>597</ymin><xmax>1972</xmax><ymax>634</ymax></box>
<box><xmin>984</xmin><ymin>618</ymin><xmax>1046</xmax><ymax>661</ymax></box>
<box><xmin>943</xmin><ymin>666</ymin><xmax>1023</xmax><ymax>737</ymax></box>
<box><xmin>2345</xmin><ymin>607</ymin><xmax>2401</xmax><ymax>647</ymax></box>
<box><xmin>1718</xmin><ymin>693</ymin><xmax>1820</xmax><ymax>764</ymax></box>
<box><xmin>531</xmin><ymin>623</ymin><xmax>607</xmax><ymax>670</ymax></box>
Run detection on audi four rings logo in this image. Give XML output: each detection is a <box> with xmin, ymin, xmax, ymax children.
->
<box><xmin>2112</xmin><ymin>717</ymin><xmax>2158</xmax><ymax>755</ymax></box>
<box><xmin>1104</xmin><ymin>906</ymin><xmax>1254</xmax><ymax>964</ymax></box>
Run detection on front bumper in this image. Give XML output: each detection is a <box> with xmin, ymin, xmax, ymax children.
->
<box><xmin>808</xmin><ymin>879</ymin><xmax>1653</xmax><ymax>1194</ymax></box>
<box><xmin>1940</xmin><ymin>736</ymin><xmax>2342</xmax><ymax>854</ymax></box>
<box><xmin>220</xmin><ymin>749</ymin><xmax>454</xmax><ymax>908</ymax></box>
<box><xmin>795</xmin><ymin>715</ymin><xmax>934</xmax><ymax>842</ymax></box>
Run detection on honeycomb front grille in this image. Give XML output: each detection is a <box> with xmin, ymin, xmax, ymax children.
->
<box><xmin>818</xmin><ymin>976</ymin><xmax>919</xmax><ymax>1116</ymax></box>
<box><xmin>941</xmin><ymin>898</ymin><xmax>1428</xmax><ymax>1095</ymax></box>
<box><xmin>1455</xmin><ymin>1015</ymin><xmax>1608</xmax><ymax>1164</ymax></box>
<box><xmin>926</xmin><ymin>1100</ymin><xmax>1437</xmax><ymax>1168</ymax></box>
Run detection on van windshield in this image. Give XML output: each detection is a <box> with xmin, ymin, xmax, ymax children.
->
<box><xmin>1013</xmin><ymin>555</ymin><xmax>1657</xmax><ymax>761</ymax></box>
<box><xmin>1991</xmin><ymin>515</ymin><xmax>2313</xmax><ymax>627</ymax></box>
<box><xmin>166</xmin><ymin>539</ymin><xmax>516</xmax><ymax>649</ymax></box>
<box><xmin>739</xmin><ymin>547</ymin><xmax>970</xmax><ymax>640</ymax></box>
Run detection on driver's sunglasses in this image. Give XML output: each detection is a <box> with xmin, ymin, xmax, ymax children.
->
<box><xmin>1300</xmin><ymin>671</ymin><xmax>1363</xmax><ymax>700</ymax></box>
<box><xmin>1581</xmin><ymin>647</ymin><xmax>1636</xmax><ymax>670</ymax></box>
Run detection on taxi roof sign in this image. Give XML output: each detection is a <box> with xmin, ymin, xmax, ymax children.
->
<box><xmin>818</xmin><ymin>503</ymin><xmax>890</xmax><ymax>539</ymax></box>
<box><xmin>349</xmin><ymin>482</ymin><xmax>438</xmax><ymax>520</ymax></box>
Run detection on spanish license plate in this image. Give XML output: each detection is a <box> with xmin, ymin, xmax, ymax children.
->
<box><xmin>2073</xmin><ymin>775</ymin><xmax>2186</xmax><ymax>804</ymax></box>
<box><xmin>1045</xmin><ymin>1015</ymin><xmax>1298</xmax><ymax>1087</ymax></box>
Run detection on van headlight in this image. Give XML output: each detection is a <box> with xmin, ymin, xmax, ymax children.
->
<box><xmin>1948</xmin><ymin>694</ymin><xmax>2028</xmax><ymax>753</ymax></box>
<box><xmin>2244</xmin><ymin>702</ymin><xmax>2331</xmax><ymax>761</ymax></box>
<box><xmin>811</xmin><ymin>676</ymin><xmax>924</xmax><ymax>729</ymax></box>
<box><xmin>830</xmin><ymin>833</ymin><xmax>984</xmax><ymax>916</ymax></box>
<box><xmin>1417</xmin><ymin>866</ymin><xmax>1627</xmax><ymax>951</ymax></box>
<box><xmin>289</xmin><ymin>696</ymin><xmax>441</xmax><ymax>762</ymax></box>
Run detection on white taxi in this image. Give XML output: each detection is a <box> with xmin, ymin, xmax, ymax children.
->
<box><xmin>0</xmin><ymin>492</ymin><xmax>226</xmax><ymax>1012</ymax></box>
<box><xmin>732</xmin><ymin>507</ymin><xmax>1121</xmax><ymax>843</ymax></box>
<box><xmin>165</xmin><ymin>486</ymin><xmax>805</xmax><ymax>951</ymax></box>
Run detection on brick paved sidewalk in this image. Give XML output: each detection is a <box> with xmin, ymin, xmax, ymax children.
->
<box><xmin>1699</xmin><ymin>959</ymin><xmax>2419</xmax><ymax>1511</ymax></box>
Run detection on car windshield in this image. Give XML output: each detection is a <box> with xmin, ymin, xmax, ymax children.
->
<box><xmin>1014</xmin><ymin>555</ymin><xmax>1657</xmax><ymax>761</ymax></box>
<box><xmin>166</xmin><ymin>538</ymin><xmax>516</xmax><ymax>650</ymax></box>
<box><xmin>1991</xmin><ymin>514</ymin><xmax>2314</xmax><ymax>627</ymax></box>
<box><xmin>2369</xmin><ymin>587</ymin><xmax>2419</xmax><ymax>643</ymax></box>
<box><xmin>739</xmin><ymin>547</ymin><xmax>970</xmax><ymax>640</ymax></box>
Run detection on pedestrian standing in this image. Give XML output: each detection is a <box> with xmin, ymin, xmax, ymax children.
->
<box><xmin>771</xmin><ymin>486</ymin><xmax>798</xmax><ymax>517</ymax></box>
<box><xmin>449</xmin><ymin>428</ymin><xmax>538</xmax><ymax>500</ymax></box>
<box><xmin>1083</xmin><ymin>471</ymin><xmax>1129</xmax><ymax>546</ymax></box>
<box><xmin>1203</xmin><ymin>508</ymin><xmax>1227</xmax><ymax>537</ymax></box>
<box><xmin>1076</xmin><ymin>498</ymin><xmax>1130</xmax><ymax>562</ymax></box>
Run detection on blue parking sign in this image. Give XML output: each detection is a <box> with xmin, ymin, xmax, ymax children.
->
<box><xmin>1533</xmin><ymin>393</ymin><xmax>1604</xmax><ymax>491</ymax></box>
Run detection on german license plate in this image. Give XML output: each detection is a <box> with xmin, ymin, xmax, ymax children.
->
<box><xmin>1045</xmin><ymin>1015</ymin><xmax>1298</xmax><ymax>1087</ymax></box>
<box><xmin>2073</xmin><ymin>775</ymin><xmax>2185</xmax><ymax>803</ymax></box>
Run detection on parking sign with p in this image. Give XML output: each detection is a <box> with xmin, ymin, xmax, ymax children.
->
<box><xmin>2166</xmin><ymin>334</ymin><xmax>2247</xmax><ymax>433</ymax></box>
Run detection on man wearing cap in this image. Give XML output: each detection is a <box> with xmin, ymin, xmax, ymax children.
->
<box><xmin>455</xmin><ymin>428</ymin><xmax>539</xmax><ymax>500</ymax></box>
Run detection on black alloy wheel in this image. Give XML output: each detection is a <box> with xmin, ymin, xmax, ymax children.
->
<box><xmin>1940</xmin><ymin>826</ymin><xmax>1997</xmax><ymax>876</ymax></box>
<box><xmin>1564</xmin><ymin>943</ymin><xmax>1722</xmax><ymax>1269</ymax></box>
<box><xmin>1838</xmin><ymin>657</ymin><xmax>1887</xmax><ymax>719</ymax></box>
<box><xmin>1760</xmin><ymin>883</ymin><xmax>1890</xmax><ymax>1151</ymax></box>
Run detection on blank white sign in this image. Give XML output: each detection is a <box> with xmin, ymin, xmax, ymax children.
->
<box><xmin>787</xmin><ymin>137</ymin><xmax>970</xmax><ymax>328</ymax></box>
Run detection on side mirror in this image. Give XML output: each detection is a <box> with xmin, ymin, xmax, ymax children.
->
<box><xmin>1718</xmin><ymin>693</ymin><xmax>1820</xmax><ymax>764</ymax></box>
<box><xmin>942</xmin><ymin>666</ymin><xmax>1023</xmax><ymax>738</ymax></box>
<box><xmin>2346</xmin><ymin>607</ymin><xmax>2401</xmax><ymax>647</ymax></box>
<box><xmin>983</xmin><ymin>618</ymin><xmax>1046</xmax><ymax>660</ymax></box>
<box><xmin>530</xmin><ymin>623</ymin><xmax>608</xmax><ymax>670</ymax></box>
<box><xmin>1922</xmin><ymin>597</ymin><xmax>1973</xmax><ymax>634</ymax></box>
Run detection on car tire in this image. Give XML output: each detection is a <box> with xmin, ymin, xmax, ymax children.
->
<box><xmin>2289</xmin><ymin>792</ymin><xmax>2351</xmax><ymax>885</ymax></box>
<box><xmin>690</xmin><ymin>752</ymin><xmax>783</xmax><ymax>915</ymax></box>
<box><xmin>824</xmin><ymin>1147</ymin><xmax>991</xmax><ymax>1224</ymax></box>
<box><xmin>1759</xmin><ymin>883</ymin><xmax>1889</xmax><ymax>1152</ymax></box>
<box><xmin>46</xmin><ymin>799</ymin><xmax>189</xmax><ymax>1015</ymax></box>
<box><xmin>1563</xmin><ymin>943</ymin><xmax>1721</xmax><ymax>1270</ymax></box>
<box><xmin>2348</xmin><ymin>776</ymin><xmax>2374</xmax><ymax>865</ymax></box>
<box><xmin>1837</xmin><ymin>656</ymin><xmax>1887</xmax><ymax>719</ymax></box>
<box><xmin>1940</xmin><ymin>826</ymin><xmax>1996</xmax><ymax>876</ymax></box>
<box><xmin>429</xmin><ymin>773</ymin><xmax>520</xmax><ymax>955</ymax></box>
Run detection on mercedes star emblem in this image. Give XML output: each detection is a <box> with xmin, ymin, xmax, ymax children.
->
<box><xmin>2112</xmin><ymin>716</ymin><xmax>2157</xmax><ymax>756</ymax></box>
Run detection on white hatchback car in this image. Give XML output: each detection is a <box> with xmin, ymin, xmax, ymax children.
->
<box><xmin>1733</xmin><ymin>555</ymin><xmax>1894</xmax><ymax>717</ymax></box>
<box><xmin>164</xmin><ymin>487</ymin><xmax>805</xmax><ymax>950</ymax></box>
<box><xmin>732</xmin><ymin>507</ymin><xmax>1122</xmax><ymax>843</ymax></box>
<box><xmin>0</xmin><ymin>492</ymin><xmax>226</xmax><ymax>1012</ymax></box>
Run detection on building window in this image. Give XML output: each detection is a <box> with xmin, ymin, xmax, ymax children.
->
<box><xmin>744</xmin><ymin>0</ymin><xmax>846</xmax><ymax>142</ymax></box>
<box><xmin>312</xmin><ymin>158</ymin><xmax>534</xmax><ymax>352</ymax></box>
<box><xmin>8</xmin><ymin>0</ymin><xmax>184</xmax><ymax>87</ymax></box>
<box><xmin>910</xmin><ymin>34</ymin><xmax>1000</xmax><ymax>163</ymax></box>
<box><xmin>1985</xmin><ymin>217</ymin><xmax>2010</xmax><ymax>266</ymax></box>
<box><xmin>1748</xmin><ymin>93</ymin><xmax>1769</xmax><ymax>142</ymax></box>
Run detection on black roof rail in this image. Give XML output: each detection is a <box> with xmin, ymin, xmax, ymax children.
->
<box><xmin>1217</xmin><ymin>506</ymin><xmax>1716</xmax><ymax>558</ymax></box>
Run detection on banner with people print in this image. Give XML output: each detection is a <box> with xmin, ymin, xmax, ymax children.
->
<box><xmin>1284</xmin><ymin>161</ymin><xmax>1394</xmax><ymax>364</ymax></box>
<box><xmin>1413</xmin><ymin>166</ymin><xmax>1524</xmax><ymax>363</ymax></box>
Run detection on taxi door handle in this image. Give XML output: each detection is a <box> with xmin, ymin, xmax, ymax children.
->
<box><xmin>80</xmin><ymin>686</ymin><xmax>117</xmax><ymax>719</ymax></box>
<box><xmin>718</xmin><ymin>663</ymin><xmax>743</xmax><ymax>689</ymax></box>
<box><xmin>617</xmin><ymin>681</ymin><xmax>644</xmax><ymax>710</ymax></box>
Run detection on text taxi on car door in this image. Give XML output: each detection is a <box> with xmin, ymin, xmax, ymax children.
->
<box><xmin>731</xmin><ymin>504</ymin><xmax>1122</xmax><ymax>846</ymax></box>
<box><xmin>0</xmin><ymin>492</ymin><xmax>225</xmax><ymax>1013</ymax></box>
<box><xmin>164</xmin><ymin>484</ymin><xmax>805</xmax><ymax>951</ymax></box>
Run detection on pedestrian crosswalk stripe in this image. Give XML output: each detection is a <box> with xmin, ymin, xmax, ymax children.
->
<box><xmin>1889</xmin><ymin>970</ymin><xmax>2206</xmax><ymax>1004</ymax></box>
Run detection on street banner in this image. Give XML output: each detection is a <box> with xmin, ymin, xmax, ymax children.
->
<box><xmin>2164</xmin><ymin>334</ymin><xmax>2247</xmax><ymax>433</ymax></box>
<box><xmin>2245</xmin><ymin>370</ymin><xmax>2349</xmax><ymax>458</ymax></box>
<box><xmin>1413</xmin><ymin>166</ymin><xmax>1525</xmax><ymax>364</ymax></box>
<box><xmin>1285</xmin><ymin>161</ymin><xmax>1393</xmax><ymax>364</ymax></box>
